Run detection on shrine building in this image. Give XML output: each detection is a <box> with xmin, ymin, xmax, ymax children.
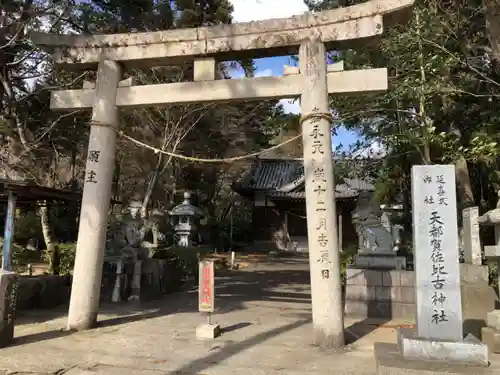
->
<box><xmin>232</xmin><ymin>156</ymin><xmax>374</xmax><ymax>252</ymax></box>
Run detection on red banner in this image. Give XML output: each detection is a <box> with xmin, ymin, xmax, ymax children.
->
<box><xmin>198</xmin><ymin>260</ymin><xmax>214</xmax><ymax>312</ymax></box>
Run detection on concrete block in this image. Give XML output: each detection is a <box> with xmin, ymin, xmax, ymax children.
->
<box><xmin>345</xmin><ymin>268</ymin><xmax>367</xmax><ymax>285</ymax></box>
<box><xmin>196</xmin><ymin>323</ymin><xmax>221</xmax><ymax>339</ymax></box>
<box><xmin>391</xmin><ymin>286</ymin><xmax>415</xmax><ymax>304</ymax></box>
<box><xmin>397</xmin><ymin>328</ymin><xmax>488</xmax><ymax>367</ymax></box>
<box><xmin>364</xmin><ymin>269</ymin><xmax>384</xmax><ymax>285</ymax></box>
<box><xmin>344</xmin><ymin>300</ymin><xmax>415</xmax><ymax>319</ymax></box>
<box><xmin>374</xmin><ymin>286</ymin><xmax>391</xmax><ymax>302</ymax></box>
<box><xmin>486</xmin><ymin>310</ymin><xmax>500</xmax><ymax>331</ymax></box>
<box><xmin>375</xmin><ymin>342</ymin><xmax>494</xmax><ymax>375</ymax></box>
<box><xmin>344</xmin><ymin>300</ymin><xmax>390</xmax><ymax>318</ymax></box>
<box><xmin>345</xmin><ymin>285</ymin><xmax>367</xmax><ymax>300</ymax></box>
<box><xmin>0</xmin><ymin>271</ymin><xmax>19</xmax><ymax>348</ymax></box>
<box><xmin>344</xmin><ymin>269</ymin><xmax>417</xmax><ymax>319</ymax></box>
<box><xmin>390</xmin><ymin>302</ymin><xmax>415</xmax><ymax>319</ymax></box>
<box><xmin>484</xmin><ymin>245</ymin><xmax>500</xmax><ymax>259</ymax></box>
<box><xmin>460</xmin><ymin>264</ymin><xmax>489</xmax><ymax>285</ymax></box>
<box><xmin>462</xmin><ymin>284</ymin><xmax>498</xmax><ymax>338</ymax></box>
<box><xmin>481</xmin><ymin>326</ymin><xmax>500</xmax><ymax>353</ymax></box>
<box><xmin>399</xmin><ymin>270</ymin><xmax>415</xmax><ymax>287</ymax></box>
<box><xmin>355</xmin><ymin>255</ymin><xmax>406</xmax><ymax>270</ymax></box>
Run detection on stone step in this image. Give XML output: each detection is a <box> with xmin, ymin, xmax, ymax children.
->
<box><xmin>482</xmin><ymin>327</ymin><xmax>500</xmax><ymax>354</ymax></box>
<box><xmin>487</xmin><ymin>310</ymin><xmax>500</xmax><ymax>331</ymax></box>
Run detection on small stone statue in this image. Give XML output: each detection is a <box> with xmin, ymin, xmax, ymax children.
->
<box><xmin>104</xmin><ymin>200</ymin><xmax>149</xmax><ymax>261</ymax></box>
<box><xmin>352</xmin><ymin>191</ymin><xmax>395</xmax><ymax>255</ymax></box>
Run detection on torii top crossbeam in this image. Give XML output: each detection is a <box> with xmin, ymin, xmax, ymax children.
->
<box><xmin>31</xmin><ymin>0</ymin><xmax>414</xmax><ymax>70</ymax></box>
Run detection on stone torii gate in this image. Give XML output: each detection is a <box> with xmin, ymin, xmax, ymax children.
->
<box><xmin>31</xmin><ymin>0</ymin><xmax>414</xmax><ymax>348</ymax></box>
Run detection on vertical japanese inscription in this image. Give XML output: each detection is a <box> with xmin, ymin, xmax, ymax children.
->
<box><xmin>308</xmin><ymin>107</ymin><xmax>330</xmax><ymax>265</ymax></box>
<box><xmin>429</xmin><ymin>211</ymin><xmax>448</xmax><ymax>324</ymax></box>
<box><xmin>411</xmin><ymin>165</ymin><xmax>463</xmax><ymax>341</ymax></box>
<box><xmin>85</xmin><ymin>150</ymin><xmax>100</xmax><ymax>184</ymax></box>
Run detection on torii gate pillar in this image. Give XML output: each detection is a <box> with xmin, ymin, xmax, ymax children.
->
<box><xmin>67</xmin><ymin>60</ymin><xmax>122</xmax><ymax>330</ymax></box>
<box><xmin>300</xmin><ymin>38</ymin><xmax>344</xmax><ymax>347</ymax></box>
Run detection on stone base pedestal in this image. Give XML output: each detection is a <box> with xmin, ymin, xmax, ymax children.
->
<box><xmin>397</xmin><ymin>328</ymin><xmax>488</xmax><ymax>366</ymax></box>
<box><xmin>355</xmin><ymin>255</ymin><xmax>406</xmax><ymax>270</ymax></box>
<box><xmin>344</xmin><ymin>268</ymin><xmax>415</xmax><ymax>319</ymax></box>
<box><xmin>482</xmin><ymin>327</ymin><xmax>500</xmax><ymax>353</ymax></box>
<box><xmin>375</xmin><ymin>342</ymin><xmax>493</xmax><ymax>375</ymax></box>
<box><xmin>375</xmin><ymin>328</ymin><xmax>490</xmax><ymax>375</ymax></box>
<box><xmin>0</xmin><ymin>271</ymin><xmax>19</xmax><ymax>348</ymax></box>
<box><xmin>196</xmin><ymin>323</ymin><xmax>221</xmax><ymax>339</ymax></box>
<box><xmin>482</xmin><ymin>310</ymin><xmax>500</xmax><ymax>353</ymax></box>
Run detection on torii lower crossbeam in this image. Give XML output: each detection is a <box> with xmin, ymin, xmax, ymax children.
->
<box><xmin>50</xmin><ymin>68</ymin><xmax>387</xmax><ymax>110</ymax></box>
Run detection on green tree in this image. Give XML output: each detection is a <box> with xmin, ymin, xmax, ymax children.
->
<box><xmin>307</xmin><ymin>0</ymin><xmax>500</xmax><ymax>215</ymax></box>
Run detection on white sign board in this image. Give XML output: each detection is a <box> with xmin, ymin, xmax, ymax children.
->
<box><xmin>411</xmin><ymin>165</ymin><xmax>463</xmax><ymax>342</ymax></box>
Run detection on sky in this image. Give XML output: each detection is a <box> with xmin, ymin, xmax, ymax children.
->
<box><xmin>228</xmin><ymin>0</ymin><xmax>363</xmax><ymax>152</ymax></box>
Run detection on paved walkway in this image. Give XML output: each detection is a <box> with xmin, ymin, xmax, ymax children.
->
<box><xmin>2</xmin><ymin>256</ymin><xmax>497</xmax><ymax>374</ymax></box>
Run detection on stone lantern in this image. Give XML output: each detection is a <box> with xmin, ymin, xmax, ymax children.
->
<box><xmin>169</xmin><ymin>191</ymin><xmax>204</xmax><ymax>247</ymax></box>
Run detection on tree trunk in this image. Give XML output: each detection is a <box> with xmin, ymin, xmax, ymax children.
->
<box><xmin>484</xmin><ymin>0</ymin><xmax>500</xmax><ymax>63</ymax></box>
<box><xmin>40</xmin><ymin>203</ymin><xmax>59</xmax><ymax>275</ymax></box>
<box><xmin>141</xmin><ymin>154</ymin><xmax>163</xmax><ymax>219</ymax></box>
<box><xmin>40</xmin><ymin>156</ymin><xmax>59</xmax><ymax>275</ymax></box>
<box><xmin>455</xmin><ymin>155</ymin><xmax>475</xmax><ymax>209</ymax></box>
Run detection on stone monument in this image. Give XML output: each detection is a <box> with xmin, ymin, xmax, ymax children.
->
<box><xmin>463</xmin><ymin>206</ymin><xmax>482</xmax><ymax>266</ymax></box>
<box><xmin>479</xmin><ymin>191</ymin><xmax>500</xmax><ymax>353</ymax></box>
<box><xmin>169</xmin><ymin>192</ymin><xmax>204</xmax><ymax>247</ymax></box>
<box><xmin>375</xmin><ymin>165</ymin><xmax>489</xmax><ymax>375</ymax></box>
<box><xmin>0</xmin><ymin>271</ymin><xmax>18</xmax><ymax>348</ymax></box>
<box><xmin>352</xmin><ymin>191</ymin><xmax>406</xmax><ymax>270</ymax></box>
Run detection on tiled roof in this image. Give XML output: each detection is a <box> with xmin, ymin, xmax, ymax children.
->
<box><xmin>234</xmin><ymin>157</ymin><xmax>374</xmax><ymax>199</ymax></box>
<box><xmin>248</xmin><ymin>159</ymin><xmax>303</xmax><ymax>190</ymax></box>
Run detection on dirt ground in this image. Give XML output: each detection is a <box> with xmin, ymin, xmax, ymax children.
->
<box><xmin>2</xmin><ymin>255</ymin><xmax>498</xmax><ymax>374</ymax></box>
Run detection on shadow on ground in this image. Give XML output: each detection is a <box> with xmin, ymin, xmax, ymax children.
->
<box><xmin>12</xmin><ymin>254</ymin><xmax>377</xmax><ymax>349</ymax></box>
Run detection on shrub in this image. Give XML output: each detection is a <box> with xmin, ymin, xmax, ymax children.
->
<box><xmin>14</xmin><ymin>211</ymin><xmax>42</xmax><ymax>246</ymax></box>
<box><xmin>340</xmin><ymin>245</ymin><xmax>357</xmax><ymax>284</ymax></box>
<box><xmin>42</xmin><ymin>242</ymin><xmax>76</xmax><ymax>276</ymax></box>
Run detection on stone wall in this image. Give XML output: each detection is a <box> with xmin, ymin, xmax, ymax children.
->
<box><xmin>344</xmin><ymin>265</ymin><xmax>498</xmax><ymax>337</ymax></box>
<box><xmin>344</xmin><ymin>268</ymin><xmax>415</xmax><ymax>319</ymax></box>
<box><xmin>17</xmin><ymin>275</ymin><xmax>71</xmax><ymax>310</ymax></box>
<box><xmin>14</xmin><ymin>258</ymin><xmax>183</xmax><ymax>310</ymax></box>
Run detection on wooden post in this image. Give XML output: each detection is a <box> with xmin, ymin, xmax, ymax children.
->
<box><xmin>299</xmin><ymin>38</ymin><xmax>344</xmax><ymax>348</ymax></box>
<box><xmin>338</xmin><ymin>214</ymin><xmax>343</xmax><ymax>252</ymax></box>
<box><xmin>67</xmin><ymin>60</ymin><xmax>122</xmax><ymax>330</ymax></box>
<box><xmin>2</xmin><ymin>191</ymin><xmax>17</xmax><ymax>271</ymax></box>
<box><xmin>196</xmin><ymin>259</ymin><xmax>220</xmax><ymax>339</ymax></box>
